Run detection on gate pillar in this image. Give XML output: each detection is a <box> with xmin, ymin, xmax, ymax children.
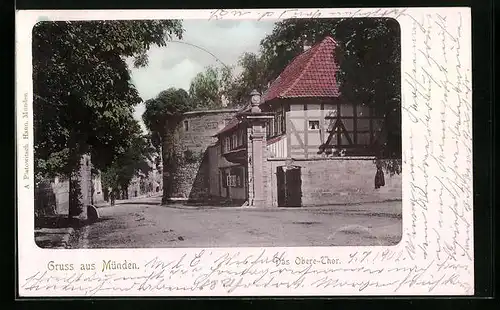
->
<box><xmin>240</xmin><ymin>91</ymin><xmax>274</xmax><ymax>208</ymax></box>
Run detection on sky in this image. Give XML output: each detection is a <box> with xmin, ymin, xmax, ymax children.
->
<box><xmin>126</xmin><ymin>19</ymin><xmax>277</xmax><ymax>130</ymax></box>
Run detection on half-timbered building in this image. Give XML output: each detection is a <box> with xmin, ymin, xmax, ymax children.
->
<box><xmin>262</xmin><ymin>36</ymin><xmax>386</xmax><ymax>159</ymax></box>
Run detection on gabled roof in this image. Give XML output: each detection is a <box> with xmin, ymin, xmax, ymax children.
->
<box><xmin>214</xmin><ymin>118</ymin><xmax>240</xmax><ymax>136</ymax></box>
<box><xmin>263</xmin><ymin>36</ymin><xmax>341</xmax><ymax>102</ymax></box>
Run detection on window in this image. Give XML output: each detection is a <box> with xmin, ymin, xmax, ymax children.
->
<box><xmin>232</xmin><ymin>134</ymin><xmax>238</xmax><ymax>149</ymax></box>
<box><xmin>240</xmin><ymin>130</ymin><xmax>246</xmax><ymax>146</ymax></box>
<box><xmin>276</xmin><ymin>114</ymin><xmax>283</xmax><ymax>134</ymax></box>
<box><xmin>227</xmin><ymin>167</ymin><xmax>244</xmax><ymax>188</ymax></box>
<box><xmin>224</xmin><ymin>136</ymin><xmax>230</xmax><ymax>153</ymax></box>
<box><xmin>183</xmin><ymin>120</ymin><xmax>189</xmax><ymax>131</ymax></box>
<box><xmin>227</xmin><ymin>175</ymin><xmax>237</xmax><ymax>187</ymax></box>
<box><xmin>266</xmin><ymin>108</ymin><xmax>286</xmax><ymax>138</ymax></box>
<box><xmin>309</xmin><ymin>120</ymin><xmax>320</xmax><ymax>130</ymax></box>
<box><xmin>281</xmin><ymin>110</ymin><xmax>286</xmax><ymax>133</ymax></box>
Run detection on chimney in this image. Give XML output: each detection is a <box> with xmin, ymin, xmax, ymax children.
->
<box><xmin>303</xmin><ymin>40</ymin><xmax>312</xmax><ymax>52</ymax></box>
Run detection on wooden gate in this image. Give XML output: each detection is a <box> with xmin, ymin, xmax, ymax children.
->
<box><xmin>276</xmin><ymin>166</ymin><xmax>302</xmax><ymax>207</ymax></box>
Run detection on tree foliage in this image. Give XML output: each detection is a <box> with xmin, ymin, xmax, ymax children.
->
<box><xmin>101</xmin><ymin>121</ymin><xmax>156</xmax><ymax>196</ymax></box>
<box><xmin>224</xmin><ymin>52</ymin><xmax>269</xmax><ymax>107</ymax></box>
<box><xmin>143</xmin><ymin>88</ymin><xmax>194</xmax><ymax>136</ymax></box>
<box><xmin>188</xmin><ymin>65</ymin><xmax>234</xmax><ymax>109</ymax></box>
<box><xmin>187</xmin><ymin>52</ymin><xmax>270</xmax><ymax>109</ymax></box>
<box><xmin>258</xmin><ymin>18</ymin><xmax>401</xmax><ymax>159</ymax></box>
<box><xmin>33</xmin><ymin>20</ymin><xmax>184</xmax><ymax>183</ymax></box>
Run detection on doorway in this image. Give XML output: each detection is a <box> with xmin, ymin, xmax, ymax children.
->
<box><xmin>276</xmin><ymin>165</ymin><xmax>302</xmax><ymax>207</ymax></box>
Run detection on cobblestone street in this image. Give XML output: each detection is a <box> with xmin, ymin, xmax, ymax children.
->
<box><xmin>69</xmin><ymin>196</ymin><xmax>402</xmax><ymax>248</ymax></box>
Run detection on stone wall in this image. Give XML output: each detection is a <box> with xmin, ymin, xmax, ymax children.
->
<box><xmin>34</xmin><ymin>154</ymin><xmax>94</xmax><ymax>217</ymax></box>
<box><xmin>92</xmin><ymin>173</ymin><xmax>104</xmax><ymax>203</ymax></box>
<box><xmin>268</xmin><ymin>158</ymin><xmax>402</xmax><ymax>207</ymax></box>
<box><xmin>52</xmin><ymin>178</ymin><xmax>69</xmax><ymax>214</ymax></box>
<box><xmin>164</xmin><ymin>109</ymin><xmax>238</xmax><ymax>201</ymax></box>
<box><xmin>207</xmin><ymin>145</ymin><xmax>221</xmax><ymax>198</ymax></box>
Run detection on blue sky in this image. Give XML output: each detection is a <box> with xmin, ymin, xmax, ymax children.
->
<box><xmin>126</xmin><ymin>19</ymin><xmax>276</xmax><ymax>129</ymax></box>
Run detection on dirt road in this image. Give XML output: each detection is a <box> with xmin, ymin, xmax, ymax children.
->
<box><xmin>70</xmin><ymin>196</ymin><xmax>402</xmax><ymax>248</ymax></box>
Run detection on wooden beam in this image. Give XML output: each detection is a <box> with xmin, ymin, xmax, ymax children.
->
<box><xmin>304</xmin><ymin>107</ymin><xmax>308</xmax><ymax>158</ymax></box>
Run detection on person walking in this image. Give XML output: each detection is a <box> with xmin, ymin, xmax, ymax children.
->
<box><xmin>374</xmin><ymin>161</ymin><xmax>385</xmax><ymax>189</ymax></box>
<box><xmin>110</xmin><ymin>189</ymin><xmax>116</xmax><ymax>206</ymax></box>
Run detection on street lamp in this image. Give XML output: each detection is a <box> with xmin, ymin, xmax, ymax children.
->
<box><xmin>250</xmin><ymin>89</ymin><xmax>261</xmax><ymax>113</ymax></box>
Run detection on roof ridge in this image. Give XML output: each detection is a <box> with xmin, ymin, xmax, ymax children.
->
<box><xmin>280</xmin><ymin>38</ymin><xmax>332</xmax><ymax>98</ymax></box>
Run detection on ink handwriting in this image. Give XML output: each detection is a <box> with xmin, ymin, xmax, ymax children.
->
<box><xmin>21</xmin><ymin>251</ymin><xmax>473</xmax><ymax>295</ymax></box>
<box><xmin>403</xmin><ymin>10</ymin><xmax>473</xmax><ymax>265</ymax></box>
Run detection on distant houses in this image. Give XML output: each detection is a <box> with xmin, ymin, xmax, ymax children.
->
<box><xmin>34</xmin><ymin>154</ymin><xmax>163</xmax><ymax>217</ymax></box>
<box><xmin>127</xmin><ymin>162</ymin><xmax>163</xmax><ymax>199</ymax></box>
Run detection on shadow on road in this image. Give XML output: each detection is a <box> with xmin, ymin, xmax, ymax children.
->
<box><xmin>35</xmin><ymin>215</ymin><xmax>112</xmax><ymax>230</ymax></box>
<box><xmin>114</xmin><ymin>201</ymin><xmax>162</xmax><ymax>206</ymax></box>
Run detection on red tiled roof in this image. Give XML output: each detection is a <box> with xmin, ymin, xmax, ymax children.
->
<box><xmin>263</xmin><ymin>36</ymin><xmax>341</xmax><ymax>102</ymax></box>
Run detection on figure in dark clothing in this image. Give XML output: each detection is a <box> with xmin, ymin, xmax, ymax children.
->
<box><xmin>110</xmin><ymin>190</ymin><xmax>116</xmax><ymax>206</ymax></box>
<box><xmin>374</xmin><ymin>162</ymin><xmax>385</xmax><ymax>189</ymax></box>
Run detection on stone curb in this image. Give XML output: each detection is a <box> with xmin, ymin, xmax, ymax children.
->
<box><xmin>160</xmin><ymin>199</ymin><xmax>402</xmax><ymax>212</ymax></box>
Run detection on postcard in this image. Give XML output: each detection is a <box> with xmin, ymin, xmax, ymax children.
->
<box><xmin>16</xmin><ymin>7</ymin><xmax>473</xmax><ymax>297</ymax></box>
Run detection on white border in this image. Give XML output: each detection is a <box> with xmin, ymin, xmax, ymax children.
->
<box><xmin>16</xmin><ymin>8</ymin><xmax>473</xmax><ymax>296</ymax></box>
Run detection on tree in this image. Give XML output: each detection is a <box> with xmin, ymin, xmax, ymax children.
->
<box><xmin>33</xmin><ymin>20</ymin><xmax>184</xmax><ymax>216</ymax></box>
<box><xmin>188</xmin><ymin>65</ymin><xmax>235</xmax><ymax>109</ymax></box>
<box><xmin>222</xmin><ymin>52</ymin><xmax>269</xmax><ymax>107</ymax></box>
<box><xmin>187</xmin><ymin>53</ymin><xmax>270</xmax><ymax>109</ymax></box>
<box><xmin>142</xmin><ymin>88</ymin><xmax>194</xmax><ymax>203</ymax></box>
<box><xmin>259</xmin><ymin>18</ymin><xmax>401</xmax><ymax>170</ymax></box>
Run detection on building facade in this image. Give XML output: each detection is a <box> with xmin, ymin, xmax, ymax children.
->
<box><xmin>162</xmin><ymin>109</ymin><xmax>239</xmax><ymax>202</ymax></box>
<box><xmin>210</xmin><ymin>36</ymin><xmax>402</xmax><ymax>207</ymax></box>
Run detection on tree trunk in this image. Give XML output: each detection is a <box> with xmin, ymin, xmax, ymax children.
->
<box><xmin>161</xmin><ymin>141</ymin><xmax>168</xmax><ymax>205</ymax></box>
<box><xmin>103</xmin><ymin>187</ymin><xmax>109</xmax><ymax>202</ymax></box>
<box><xmin>110</xmin><ymin>190</ymin><xmax>115</xmax><ymax>206</ymax></box>
<box><xmin>161</xmin><ymin>118</ymin><xmax>180</xmax><ymax>205</ymax></box>
<box><xmin>90</xmin><ymin>177</ymin><xmax>95</xmax><ymax>205</ymax></box>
